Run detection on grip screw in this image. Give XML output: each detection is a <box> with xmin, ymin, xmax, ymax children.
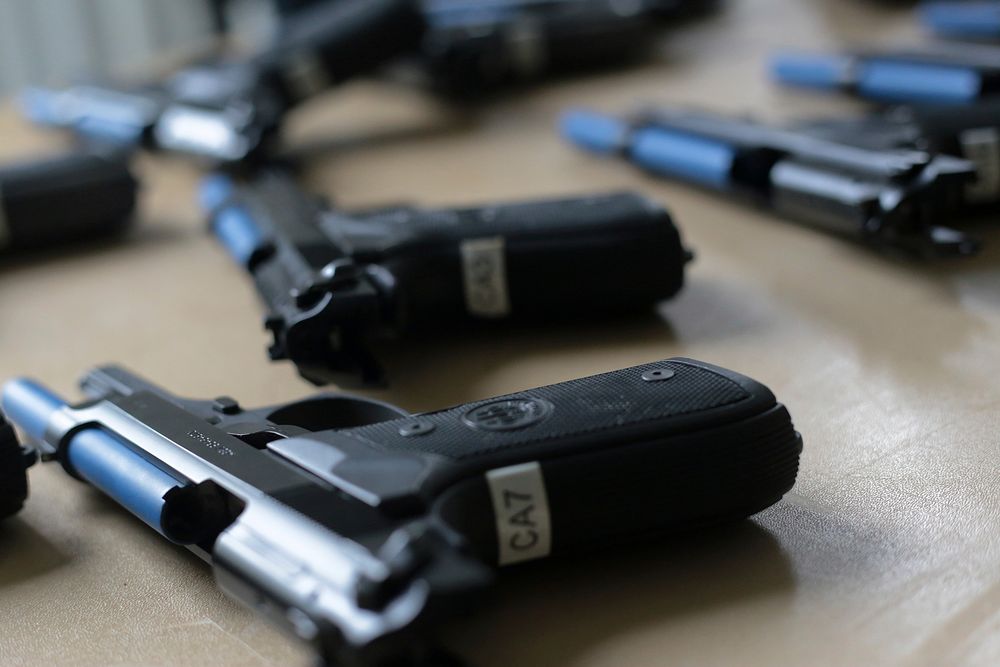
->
<box><xmin>399</xmin><ymin>419</ymin><xmax>435</xmax><ymax>437</ymax></box>
<box><xmin>641</xmin><ymin>369</ymin><xmax>675</xmax><ymax>382</ymax></box>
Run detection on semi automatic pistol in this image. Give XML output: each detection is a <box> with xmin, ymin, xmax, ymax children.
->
<box><xmin>561</xmin><ymin>106</ymin><xmax>982</xmax><ymax>258</ymax></box>
<box><xmin>23</xmin><ymin>0</ymin><xmax>426</xmax><ymax>162</ymax></box>
<box><xmin>769</xmin><ymin>43</ymin><xmax>1000</xmax><ymax>105</ymax></box>
<box><xmin>2</xmin><ymin>357</ymin><xmax>802</xmax><ymax>666</ymax></box>
<box><xmin>201</xmin><ymin>170</ymin><xmax>691</xmax><ymax>386</ymax></box>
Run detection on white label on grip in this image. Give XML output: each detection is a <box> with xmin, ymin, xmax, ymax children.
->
<box><xmin>960</xmin><ymin>127</ymin><xmax>1000</xmax><ymax>202</ymax></box>
<box><xmin>486</xmin><ymin>462</ymin><xmax>551</xmax><ymax>565</ymax></box>
<box><xmin>460</xmin><ymin>236</ymin><xmax>511</xmax><ymax>318</ymax></box>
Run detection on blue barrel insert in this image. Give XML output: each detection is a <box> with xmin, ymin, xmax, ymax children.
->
<box><xmin>2</xmin><ymin>378</ymin><xmax>181</xmax><ymax>535</ymax></box>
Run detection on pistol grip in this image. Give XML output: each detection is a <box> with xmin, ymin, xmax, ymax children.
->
<box><xmin>339</xmin><ymin>358</ymin><xmax>801</xmax><ymax>565</ymax></box>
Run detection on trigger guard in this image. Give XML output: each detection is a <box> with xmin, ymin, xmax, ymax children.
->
<box><xmin>263</xmin><ymin>393</ymin><xmax>409</xmax><ymax>432</ymax></box>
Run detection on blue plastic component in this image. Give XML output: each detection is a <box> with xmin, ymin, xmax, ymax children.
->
<box><xmin>771</xmin><ymin>50</ymin><xmax>985</xmax><ymax>104</ymax></box>
<box><xmin>630</xmin><ymin>127</ymin><xmax>736</xmax><ymax>190</ymax></box>
<box><xmin>66</xmin><ymin>428</ymin><xmax>179</xmax><ymax>533</ymax></box>
<box><xmin>1</xmin><ymin>378</ymin><xmax>179</xmax><ymax>535</ymax></box>
<box><xmin>19</xmin><ymin>88</ymin><xmax>65</xmax><ymax>127</ymax></box>
<box><xmin>199</xmin><ymin>174</ymin><xmax>235</xmax><ymax>212</ymax></box>
<box><xmin>212</xmin><ymin>206</ymin><xmax>267</xmax><ymax>267</ymax></box>
<box><xmin>858</xmin><ymin>60</ymin><xmax>982</xmax><ymax>104</ymax></box>
<box><xmin>770</xmin><ymin>52</ymin><xmax>853</xmax><ymax>90</ymax></box>
<box><xmin>1</xmin><ymin>379</ymin><xmax>64</xmax><ymax>443</ymax></box>
<box><xmin>560</xmin><ymin>109</ymin><xmax>630</xmax><ymax>155</ymax></box>
<box><xmin>922</xmin><ymin>2</ymin><xmax>1000</xmax><ymax>38</ymax></box>
<box><xmin>19</xmin><ymin>88</ymin><xmax>142</xmax><ymax>145</ymax></box>
<box><xmin>74</xmin><ymin>116</ymin><xmax>144</xmax><ymax>146</ymax></box>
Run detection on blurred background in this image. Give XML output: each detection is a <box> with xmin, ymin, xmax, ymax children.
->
<box><xmin>0</xmin><ymin>0</ymin><xmax>284</xmax><ymax>93</ymax></box>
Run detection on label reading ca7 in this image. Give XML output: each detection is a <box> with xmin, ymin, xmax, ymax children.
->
<box><xmin>486</xmin><ymin>461</ymin><xmax>551</xmax><ymax>565</ymax></box>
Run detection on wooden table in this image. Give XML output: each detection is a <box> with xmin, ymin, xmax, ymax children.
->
<box><xmin>2</xmin><ymin>1</ymin><xmax>998</xmax><ymax>665</ymax></box>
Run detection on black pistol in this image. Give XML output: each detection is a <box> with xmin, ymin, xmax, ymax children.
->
<box><xmin>3</xmin><ymin>357</ymin><xmax>802</xmax><ymax>665</ymax></box>
<box><xmin>561</xmin><ymin>106</ymin><xmax>982</xmax><ymax>258</ymax></box>
<box><xmin>23</xmin><ymin>0</ymin><xmax>427</xmax><ymax>163</ymax></box>
<box><xmin>201</xmin><ymin>170</ymin><xmax>690</xmax><ymax>386</ymax></box>
<box><xmin>155</xmin><ymin>0</ymin><xmax>426</xmax><ymax>162</ymax></box>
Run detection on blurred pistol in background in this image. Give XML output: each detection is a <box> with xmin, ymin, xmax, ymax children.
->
<box><xmin>20</xmin><ymin>0</ymin><xmax>716</xmax><ymax>159</ymax></box>
<box><xmin>2</xmin><ymin>357</ymin><xmax>802</xmax><ymax>666</ymax></box>
<box><xmin>22</xmin><ymin>0</ymin><xmax>427</xmax><ymax>163</ymax></box>
<box><xmin>561</xmin><ymin>106</ymin><xmax>982</xmax><ymax>258</ymax></box>
<box><xmin>201</xmin><ymin>170</ymin><xmax>691</xmax><ymax>386</ymax></box>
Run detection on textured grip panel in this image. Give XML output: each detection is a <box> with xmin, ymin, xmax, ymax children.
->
<box><xmin>388</xmin><ymin>192</ymin><xmax>678</xmax><ymax>241</ymax></box>
<box><xmin>418</xmin><ymin>360</ymin><xmax>799</xmax><ymax>562</ymax></box>
<box><xmin>363</xmin><ymin>192</ymin><xmax>688</xmax><ymax>329</ymax></box>
<box><xmin>343</xmin><ymin>359</ymin><xmax>754</xmax><ymax>462</ymax></box>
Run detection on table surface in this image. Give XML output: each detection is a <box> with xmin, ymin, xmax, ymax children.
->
<box><xmin>2</xmin><ymin>1</ymin><xmax>999</xmax><ymax>666</ymax></box>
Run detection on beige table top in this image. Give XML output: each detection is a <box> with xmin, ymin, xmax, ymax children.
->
<box><xmin>2</xmin><ymin>1</ymin><xmax>999</xmax><ymax>665</ymax></box>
